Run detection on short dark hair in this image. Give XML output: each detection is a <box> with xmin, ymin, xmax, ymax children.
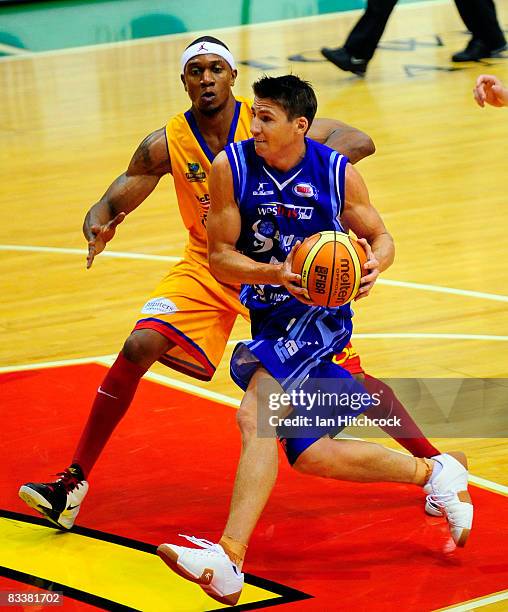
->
<box><xmin>252</xmin><ymin>75</ymin><xmax>317</xmax><ymax>126</ymax></box>
<box><xmin>185</xmin><ymin>36</ymin><xmax>230</xmax><ymax>50</ymax></box>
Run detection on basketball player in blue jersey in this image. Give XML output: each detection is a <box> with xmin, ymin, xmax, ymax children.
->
<box><xmin>157</xmin><ymin>75</ymin><xmax>473</xmax><ymax>606</ymax></box>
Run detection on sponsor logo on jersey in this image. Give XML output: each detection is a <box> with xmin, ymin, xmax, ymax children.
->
<box><xmin>293</xmin><ymin>182</ymin><xmax>318</xmax><ymax>199</ymax></box>
<box><xmin>253</xmin><ymin>182</ymin><xmax>275</xmax><ymax>196</ymax></box>
<box><xmin>185</xmin><ymin>162</ymin><xmax>206</xmax><ymax>182</ymax></box>
<box><xmin>141</xmin><ymin>297</ymin><xmax>179</xmax><ymax>315</ymax></box>
<box><xmin>195</xmin><ymin>193</ymin><xmax>210</xmax><ymax>227</ymax></box>
<box><xmin>257</xmin><ymin>202</ymin><xmax>314</xmax><ymax>220</ymax></box>
<box><xmin>252</xmin><ymin>219</ymin><xmax>277</xmax><ymax>253</ymax></box>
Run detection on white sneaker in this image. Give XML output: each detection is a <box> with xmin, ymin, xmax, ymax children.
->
<box><xmin>423</xmin><ymin>481</ymin><xmax>443</xmax><ymax>517</ymax></box>
<box><xmin>157</xmin><ymin>535</ymin><xmax>244</xmax><ymax>606</ymax></box>
<box><xmin>425</xmin><ymin>453</ymin><xmax>473</xmax><ymax>546</ymax></box>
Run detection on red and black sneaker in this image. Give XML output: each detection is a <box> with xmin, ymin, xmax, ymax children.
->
<box><xmin>19</xmin><ymin>464</ymin><xmax>88</xmax><ymax>530</ymax></box>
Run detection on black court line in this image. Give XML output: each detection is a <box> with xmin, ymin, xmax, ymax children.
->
<box><xmin>0</xmin><ymin>509</ymin><xmax>312</xmax><ymax>611</ymax></box>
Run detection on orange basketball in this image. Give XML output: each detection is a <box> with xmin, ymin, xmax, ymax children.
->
<box><xmin>292</xmin><ymin>231</ymin><xmax>368</xmax><ymax>307</ymax></box>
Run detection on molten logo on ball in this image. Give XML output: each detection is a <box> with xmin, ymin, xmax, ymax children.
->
<box><xmin>291</xmin><ymin>231</ymin><xmax>367</xmax><ymax>307</ymax></box>
<box><xmin>336</xmin><ymin>259</ymin><xmax>352</xmax><ymax>301</ymax></box>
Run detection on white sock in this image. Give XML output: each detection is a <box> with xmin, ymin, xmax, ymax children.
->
<box><xmin>429</xmin><ymin>456</ymin><xmax>443</xmax><ymax>481</ymax></box>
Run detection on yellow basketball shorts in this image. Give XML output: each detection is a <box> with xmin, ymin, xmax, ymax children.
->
<box><xmin>133</xmin><ymin>256</ymin><xmax>248</xmax><ymax>381</ymax></box>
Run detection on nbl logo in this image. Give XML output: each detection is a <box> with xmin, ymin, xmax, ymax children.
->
<box><xmin>185</xmin><ymin>162</ymin><xmax>206</xmax><ymax>183</ymax></box>
<box><xmin>293</xmin><ymin>182</ymin><xmax>318</xmax><ymax>199</ymax></box>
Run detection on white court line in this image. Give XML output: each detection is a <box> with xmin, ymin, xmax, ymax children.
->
<box><xmin>0</xmin><ymin>245</ymin><xmax>180</xmax><ymax>263</ymax></box>
<box><xmin>227</xmin><ymin>333</ymin><xmax>508</xmax><ymax>346</ymax></box>
<box><xmin>2</xmin><ymin>243</ymin><xmax>508</xmax><ymax>303</ymax></box>
<box><xmin>469</xmin><ymin>475</ymin><xmax>508</xmax><ymax>496</ymax></box>
<box><xmin>143</xmin><ymin>371</ymin><xmax>240</xmax><ymax>408</ymax></box>
<box><xmin>0</xmin><ymin>355</ymin><xmax>116</xmax><ymax>373</ymax></box>
<box><xmin>438</xmin><ymin>590</ymin><xmax>508</xmax><ymax>612</ymax></box>
<box><xmin>377</xmin><ymin>278</ymin><xmax>508</xmax><ymax>303</ymax></box>
<box><xmin>354</xmin><ymin>333</ymin><xmax>508</xmax><ymax>341</ymax></box>
<box><xmin>1</xmin><ymin>355</ymin><xmax>507</xmax><ymax>496</ymax></box>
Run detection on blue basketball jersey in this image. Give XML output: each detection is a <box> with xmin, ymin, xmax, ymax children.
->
<box><xmin>225</xmin><ymin>137</ymin><xmax>371</xmax><ymax>460</ymax></box>
<box><xmin>225</xmin><ymin>137</ymin><xmax>350</xmax><ymax>311</ymax></box>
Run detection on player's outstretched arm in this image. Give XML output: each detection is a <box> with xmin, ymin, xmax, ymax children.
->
<box><xmin>473</xmin><ymin>74</ymin><xmax>508</xmax><ymax>108</ymax></box>
<box><xmin>83</xmin><ymin>128</ymin><xmax>171</xmax><ymax>268</ymax></box>
<box><xmin>207</xmin><ymin>152</ymin><xmax>305</xmax><ymax>296</ymax></box>
<box><xmin>341</xmin><ymin>163</ymin><xmax>394</xmax><ymax>300</ymax></box>
<box><xmin>308</xmin><ymin>118</ymin><xmax>375</xmax><ymax>164</ymax></box>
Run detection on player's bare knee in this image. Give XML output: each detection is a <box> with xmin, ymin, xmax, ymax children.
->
<box><xmin>293</xmin><ymin>440</ymin><xmax>333</xmax><ymax>477</ymax></box>
<box><xmin>122</xmin><ymin>329</ymin><xmax>173</xmax><ymax>368</ymax></box>
<box><xmin>236</xmin><ymin>404</ymin><xmax>258</xmax><ymax>440</ymax></box>
<box><xmin>293</xmin><ymin>446</ymin><xmax>321</xmax><ymax>475</ymax></box>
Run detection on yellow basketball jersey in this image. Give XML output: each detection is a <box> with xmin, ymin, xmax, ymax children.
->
<box><xmin>166</xmin><ymin>97</ymin><xmax>252</xmax><ymax>263</ymax></box>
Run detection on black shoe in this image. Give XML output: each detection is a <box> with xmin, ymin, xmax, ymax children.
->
<box><xmin>452</xmin><ymin>38</ymin><xmax>507</xmax><ymax>62</ymax></box>
<box><xmin>18</xmin><ymin>464</ymin><xmax>88</xmax><ymax>529</ymax></box>
<box><xmin>320</xmin><ymin>46</ymin><xmax>367</xmax><ymax>75</ymax></box>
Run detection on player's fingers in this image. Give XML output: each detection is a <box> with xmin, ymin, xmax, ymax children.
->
<box><xmin>356</xmin><ymin>237</ymin><xmax>373</xmax><ymax>260</ymax></box>
<box><xmin>86</xmin><ymin>244</ymin><xmax>96</xmax><ymax>269</ymax></box>
<box><xmin>289</xmin><ymin>288</ymin><xmax>312</xmax><ymax>304</ymax></box>
<box><xmin>289</xmin><ymin>283</ymin><xmax>306</xmax><ymax>294</ymax></box>
<box><xmin>360</xmin><ymin>268</ymin><xmax>379</xmax><ymax>283</ymax></box>
<box><xmin>473</xmin><ymin>87</ymin><xmax>485</xmax><ymax>106</ymax></box>
<box><xmin>108</xmin><ymin>212</ymin><xmax>126</xmax><ymax>230</ymax></box>
<box><xmin>476</xmin><ymin>74</ymin><xmax>496</xmax><ymax>87</ymax></box>
<box><xmin>355</xmin><ymin>283</ymin><xmax>374</xmax><ymax>299</ymax></box>
<box><xmin>285</xmin><ymin>241</ymin><xmax>301</xmax><ymax>266</ymax></box>
<box><xmin>287</xmin><ymin>272</ymin><xmax>301</xmax><ymax>283</ymax></box>
<box><xmin>363</xmin><ymin>257</ymin><xmax>379</xmax><ymax>270</ymax></box>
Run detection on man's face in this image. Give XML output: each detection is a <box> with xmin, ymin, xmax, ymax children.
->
<box><xmin>181</xmin><ymin>54</ymin><xmax>236</xmax><ymax>114</ymax></box>
<box><xmin>250</xmin><ymin>96</ymin><xmax>306</xmax><ymax>160</ymax></box>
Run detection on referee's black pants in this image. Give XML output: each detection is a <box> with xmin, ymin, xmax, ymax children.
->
<box><xmin>344</xmin><ymin>0</ymin><xmax>505</xmax><ymax>61</ymax></box>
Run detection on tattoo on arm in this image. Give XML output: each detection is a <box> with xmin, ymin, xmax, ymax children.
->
<box><xmin>136</xmin><ymin>135</ymin><xmax>153</xmax><ymax>169</ymax></box>
<box><xmin>129</xmin><ymin>128</ymin><xmax>170</xmax><ymax>176</ymax></box>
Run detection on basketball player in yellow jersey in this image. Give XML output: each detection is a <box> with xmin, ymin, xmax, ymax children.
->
<box><xmin>18</xmin><ymin>36</ymin><xmax>376</xmax><ymax>530</ymax></box>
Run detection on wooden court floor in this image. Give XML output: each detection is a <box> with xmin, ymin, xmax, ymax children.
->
<box><xmin>1</xmin><ymin>1</ymin><xmax>507</xmax><ymax>610</ymax></box>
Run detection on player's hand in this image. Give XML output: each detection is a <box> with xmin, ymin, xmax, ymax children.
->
<box><xmin>473</xmin><ymin>74</ymin><xmax>508</xmax><ymax>108</ymax></box>
<box><xmin>355</xmin><ymin>238</ymin><xmax>379</xmax><ymax>300</ymax></box>
<box><xmin>280</xmin><ymin>242</ymin><xmax>313</xmax><ymax>304</ymax></box>
<box><xmin>86</xmin><ymin>212</ymin><xmax>126</xmax><ymax>269</ymax></box>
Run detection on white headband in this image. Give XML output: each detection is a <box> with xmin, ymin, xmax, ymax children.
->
<box><xmin>181</xmin><ymin>41</ymin><xmax>236</xmax><ymax>73</ymax></box>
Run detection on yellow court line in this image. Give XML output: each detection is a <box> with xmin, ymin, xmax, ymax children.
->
<box><xmin>435</xmin><ymin>588</ymin><xmax>508</xmax><ymax>611</ymax></box>
<box><xmin>0</xmin><ymin>515</ymin><xmax>280</xmax><ymax>611</ymax></box>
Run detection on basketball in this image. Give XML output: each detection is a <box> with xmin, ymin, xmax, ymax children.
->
<box><xmin>292</xmin><ymin>231</ymin><xmax>367</xmax><ymax>307</ymax></box>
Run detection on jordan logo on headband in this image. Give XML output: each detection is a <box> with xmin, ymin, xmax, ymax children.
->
<box><xmin>181</xmin><ymin>40</ymin><xmax>237</xmax><ymax>72</ymax></box>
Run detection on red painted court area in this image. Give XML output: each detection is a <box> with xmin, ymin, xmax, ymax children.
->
<box><xmin>1</xmin><ymin>364</ymin><xmax>507</xmax><ymax>611</ymax></box>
